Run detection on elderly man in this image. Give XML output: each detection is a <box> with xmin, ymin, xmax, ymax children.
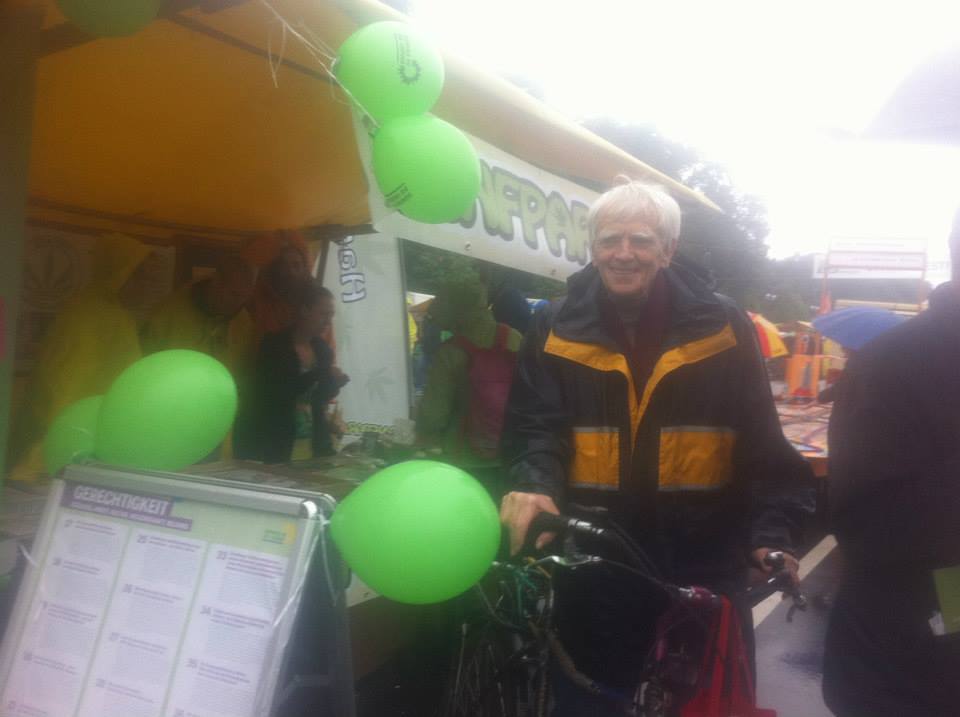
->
<box><xmin>822</xmin><ymin>215</ymin><xmax>960</xmax><ymax>716</ymax></box>
<box><xmin>500</xmin><ymin>181</ymin><xmax>812</xmax><ymax>709</ymax></box>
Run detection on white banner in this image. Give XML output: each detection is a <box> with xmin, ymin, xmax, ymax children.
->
<box><xmin>353</xmin><ymin>114</ymin><xmax>597</xmax><ymax>280</ymax></box>
<box><xmin>323</xmin><ymin>234</ymin><xmax>411</xmax><ymax>438</ymax></box>
<box><xmin>813</xmin><ymin>253</ymin><xmax>928</xmax><ymax>279</ymax></box>
<box><xmin>812</xmin><ymin>236</ymin><xmax>930</xmax><ymax>280</ymax></box>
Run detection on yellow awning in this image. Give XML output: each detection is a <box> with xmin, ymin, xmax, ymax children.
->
<box><xmin>21</xmin><ymin>0</ymin><xmax>716</xmax><ymax>241</ymax></box>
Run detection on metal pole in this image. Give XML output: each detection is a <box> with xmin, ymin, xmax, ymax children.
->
<box><xmin>0</xmin><ymin>5</ymin><xmax>42</xmax><ymax>481</ymax></box>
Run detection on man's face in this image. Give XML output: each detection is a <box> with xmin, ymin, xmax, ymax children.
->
<box><xmin>279</xmin><ymin>247</ymin><xmax>308</xmax><ymax>283</ymax></box>
<box><xmin>208</xmin><ymin>271</ymin><xmax>255</xmax><ymax>318</ymax></box>
<box><xmin>306</xmin><ymin>297</ymin><xmax>335</xmax><ymax>337</ymax></box>
<box><xmin>592</xmin><ymin>219</ymin><xmax>674</xmax><ymax>300</ymax></box>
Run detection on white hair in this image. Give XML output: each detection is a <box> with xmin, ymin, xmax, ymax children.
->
<box><xmin>587</xmin><ymin>178</ymin><xmax>682</xmax><ymax>251</ymax></box>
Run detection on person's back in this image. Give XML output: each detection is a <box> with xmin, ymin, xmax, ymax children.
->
<box><xmin>9</xmin><ymin>234</ymin><xmax>152</xmax><ymax>481</ymax></box>
<box><xmin>824</xmin><ymin>282</ymin><xmax>960</xmax><ymax>716</ymax></box>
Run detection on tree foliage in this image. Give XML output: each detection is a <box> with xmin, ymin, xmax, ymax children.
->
<box><xmin>583</xmin><ymin>117</ymin><xmax>777</xmax><ymax>309</ymax></box>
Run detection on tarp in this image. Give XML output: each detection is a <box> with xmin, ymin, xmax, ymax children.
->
<box><xmin>17</xmin><ymin>0</ymin><xmax>715</xmax><ymax>242</ymax></box>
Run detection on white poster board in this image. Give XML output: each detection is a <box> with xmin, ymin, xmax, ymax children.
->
<box><xmin>322</xmin><ymin>234</ymin><xmax>411</xmax><ymax>440</ymax></box>
<box><xmin>0</xmin><ymin>467</ymin><xmax>324</xmax><ymax>717</ymax></box>
<box><xmin>353</xmin><ymin>114</ymin><xmax>598</xmax><ymax>281</ymax></box>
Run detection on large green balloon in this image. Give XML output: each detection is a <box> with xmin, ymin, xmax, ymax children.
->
<box><xmin>56</xmin><ymin>0</ymin><xmax>161</xmax><ymax>37</ymax></box>
<box><xmin>330</xmin><ymin>461</ymin><xmax>500</xmax><ymax>604</ymax></box>
<box><xmin>96</xmin><ymin>350</ymin><xmax>237</xmax><ymax>471</ymax></box>
<box><xmin>43</xmin><ymin>395</ymin><xmax>103</xmax><ymax>475</ymax></box>
<box><xmin>334</xmin><ymin>21</ymin><xmax>444</xmax><ymax>122</ymax></box>
<box><xmin>373</xmin><ymin>115</ymin><xmax>481</xmax><ymax>224</ymax></box>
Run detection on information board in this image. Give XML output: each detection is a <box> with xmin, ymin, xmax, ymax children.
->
<box><xmin>0</xmin><ymin>466</ymin><xmax>328</xmax><ymax>717</ymax></box>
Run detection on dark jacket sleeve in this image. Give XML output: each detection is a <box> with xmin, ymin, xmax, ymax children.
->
<box><xmin>723</xmin><ymin>302</ymin><xmax>815</xmax><ymax>553</ymax></box>
<box><xmin>309</xmin><ymin>338</ymin><xmax>340</xmax><ymax>457</ymax></box>
<box><xmin>500</xmin><ymin>304</ymin><xmax>573</xmax><ymax>503</ymax></box>
<box><xmin>829</xmin><ymin>347</ymin><xmax>960</xmax><ymax>573</ymax></box>
<box><xmin>249</xmin><ymin>332</ymin><xmax>300</xmax><ymax>464</ymax></box>
<box><xmin>307</xmin><ymin>337</ymin><xmax>339</xmax><ymax>403</ymax></box>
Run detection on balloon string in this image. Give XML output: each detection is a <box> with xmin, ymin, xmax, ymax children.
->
<box><xmin>266</xmin><ymin>19</ymin><xmax>287</xmax><ymax>89</ymax></box>
<box><xmin>258</xmin><ymin>0</ymin><xmax>381</xmax><ymax>128</ymax></box>
<box><xmin>294</xmin><ymin>19</ymin><xmax>338</xmax><ymax>63</ymax></box>
<box><xmin>18</xmin><ymin>543</ymin><xmax>38</xmax><ymax>569</ymax></box>
<box><xmin>271</xmin><ymin>494</ymin><xmax>340</xmax><ymax>631</ymax></box>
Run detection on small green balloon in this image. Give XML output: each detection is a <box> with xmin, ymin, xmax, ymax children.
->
<box><xmin>373</xmin><ymin>115</ymin><xmax>481</xmax><ymax>224</ymax></box>
<box><xmin>335</xmin><ymin>21</ymin><xmax>444</xmax><ymax>122</ymax></box>
<box><xmin>96</xmin><ymin>350</ymin><xmax>237</xmax><ymax>471</ymax></box>
<box><xmin>56</xmin><ymin>0</ymin><xmax>161</xmax><ymax>37</ymax></box>
<box><xmin>330</xmin><ymin>461</ymin><xmax>500</xmax><ymax>604</ymax></box>
<box><xmin>43</xmin><ymin>395</ymin><xmax>103</xmax><ymax>475</ymax></box>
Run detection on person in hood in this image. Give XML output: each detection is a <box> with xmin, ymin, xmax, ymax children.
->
<box><xmin>9</xmin><ymin>233</ymin><xmax>153</xmax><ymax>482</ymax></box>
<box><xmin>499</xmin><ymin>180</ymin><xmax>813</xmax><ymax>711</ymax></box>
<box><xmin>242</xmin><ymin>229</ymin><xmax>311</xmax><ymax>338</ymax></box>
<box><xmin>416</xmin><ymin>277</ymin><xmax>522</xmax><ymax>485</ymax></box>
<box><xmin>822</xmin><ymin>214</ymin><xmax>960</xmax><ymax>717</ymax></box>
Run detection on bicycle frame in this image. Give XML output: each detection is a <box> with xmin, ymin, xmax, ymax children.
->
<box><xmin>441</xmin><ymin>514</ymin><xmax>803</xmax><ymax>717</ymax></box>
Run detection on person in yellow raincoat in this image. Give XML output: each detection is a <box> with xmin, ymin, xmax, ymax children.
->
<box><xmin>142</xmin><ymin>254</ymin><xmax>256</xmax><ymax>375</ymax></box>
<box><xmin>9</xmin><ymin>233</ymin><xmax>153</xmax><ymax>482</ymax></box>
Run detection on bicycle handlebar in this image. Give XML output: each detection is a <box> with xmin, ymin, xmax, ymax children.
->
<box><xmin>527</xmin><ymin>511</ymin><xmax>608</xmax><ymax>542</ymax></box>
<box><xmin>523</xmin><ymin>511</ymin><xmax>807</xmax><ymax>616</ymax></box>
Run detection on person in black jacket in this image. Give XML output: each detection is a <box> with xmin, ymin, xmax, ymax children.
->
<box><xmin>822</xmin><ymin>220</ymin><xmax>960</xmax><ymax>717</ymax></box>
<box><xmin>499</xmin><ymin>180</ymin><xmax>813</xmax><ymax>709</ymax></box>
<box><xmin>239</xmin><ymin>281</ymin><xmax>349</xmax><ymax>463</ymax></box>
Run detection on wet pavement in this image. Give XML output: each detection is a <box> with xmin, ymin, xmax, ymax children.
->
<box><xmin>754</xmin><ymin>537</ymin><xmax>841</xmax><ymax>717</ymax></box>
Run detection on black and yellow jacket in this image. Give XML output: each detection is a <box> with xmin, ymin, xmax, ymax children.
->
<box><xmin>503</xmin><ymin>262</ymin><xmax>814</xmax><ymax>585</ymax></box>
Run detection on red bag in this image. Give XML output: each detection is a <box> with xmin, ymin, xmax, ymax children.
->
<box><xmin>680</xmin><ymin>596</ymin><xmax>776</xmax><ymax>717</ymax></box>
<box><xmin>451</xmin><ymin>324</ymin><xmax>517</xmax><ymax>460</ymax></box>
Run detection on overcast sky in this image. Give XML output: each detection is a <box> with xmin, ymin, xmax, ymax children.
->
<box><xmin>410</xmin><ymin>0</ymin><xmax>959</xmax><ymax>281</ymax></box>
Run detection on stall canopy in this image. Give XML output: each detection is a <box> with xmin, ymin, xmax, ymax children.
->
<box><xmin>15</xmin><ymin>0</ymin><xmax>715</xmax><ymax>244</ymax></box>
<box><xmin>2</xmin><ymin>0</ymin><xmax>718</xmax><ymax>467</ymax></box>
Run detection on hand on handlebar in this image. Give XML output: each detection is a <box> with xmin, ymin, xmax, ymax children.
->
<box><xmin>500</xmin><ymin>491</ymin><xmax>560</xmax><ymax>555</ymax></box>
<box><xmin>751</xmin><ymin>547</ymin><xmax>800</xmax><ymax>591</ymax></box>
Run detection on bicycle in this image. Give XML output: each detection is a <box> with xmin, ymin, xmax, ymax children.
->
<box><xmin>440</xmin><ymin>510</ymin><xmax>806</xmax><ymax>717</ymax></box>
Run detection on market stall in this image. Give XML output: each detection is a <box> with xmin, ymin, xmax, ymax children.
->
<box><xmin>1</xmin><ymin>1</ymin><xmax>720</xmax><ymax>714</ymax></box>
<box><xmin>1</xmin><ymin>0</ymin><xmax>715</xmax><ymax>472</ymax></box>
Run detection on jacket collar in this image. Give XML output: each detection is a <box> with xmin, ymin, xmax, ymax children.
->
<box><xmin>553</xmin><ymin>261</ymin><xmax>729</xmax><ymax>351</ymax></box>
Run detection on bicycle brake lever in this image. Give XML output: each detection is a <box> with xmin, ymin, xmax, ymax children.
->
<box><xmin>784</xmin><ymin>588</ymin><xmax>808</xmax><ymax>622</ymax></box>
<box><xmin>532</xmin><ymin>555</ymin><xmax>602</xmax><ymax>569</ymax></box>
<box><xmin>567</xmin><ymin>502</ymin><xmax>609</xmax><ymax>517</ymax></box>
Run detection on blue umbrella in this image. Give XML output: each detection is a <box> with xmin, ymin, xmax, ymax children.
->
<box><xmin>812</xmin><ymin>307</ymin><xmax>909</xmax><ymax>351</ymax></box>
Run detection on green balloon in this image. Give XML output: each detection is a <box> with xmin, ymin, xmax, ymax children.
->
<box><xmin>335</xmin><ymin>21</ymin><xmax>444</xmax><ymax>122</ymax></box>
<box><xmin>330</xmin><ymin>461</ymin><xmax>500</xmax><ymax>604</ymax></box>
<box><xmin>43</xmin><ymin>395</ymin><xmax>103</xmax><ymax>475</ymax></box>
<box><xmin>96</xmin><ymin>350</ymin><xmax>237</xmax><ymax>471</ymax></box>
<box><xmin>373</xmin><ymin>115</ymin><xmax>481</xmax><ymax>224</ymax></box>
<box><xmin>56</xmin><ymin>0</ymin><xmax>161</xmax><ymax>37</ymax></box>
